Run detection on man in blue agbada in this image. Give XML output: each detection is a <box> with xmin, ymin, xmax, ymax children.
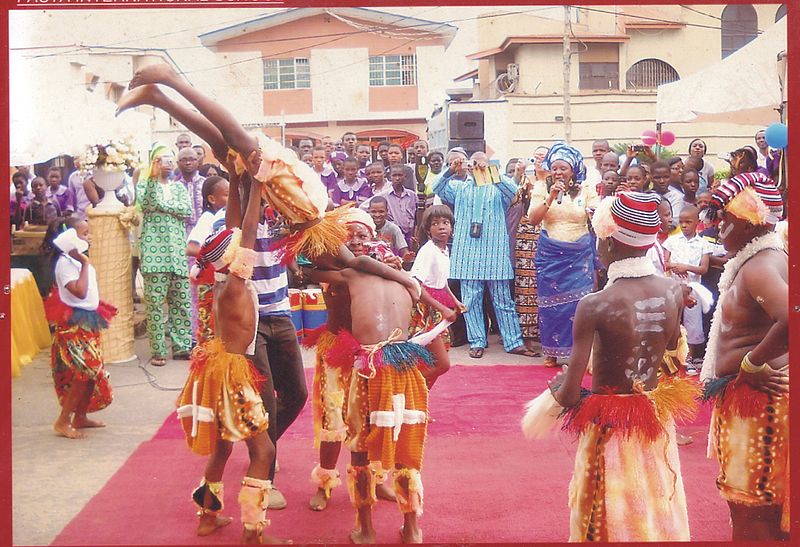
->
<box><xmin>433</xmin><ymin>148</ymin><xmax>538</xmax><ymax>359</ymax></box>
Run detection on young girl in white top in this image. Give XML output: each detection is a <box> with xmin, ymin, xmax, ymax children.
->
<box><xmin>410</xmin><ymin>205</ymin><xmax>466</xmax><ymax>388</ymax></box>
<box><xmin>43</xmin><ymin>218</ymin><xmax>116</xmax><ymax>439</ymax></box>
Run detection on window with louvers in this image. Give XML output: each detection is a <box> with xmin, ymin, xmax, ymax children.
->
<box><xmin>369</xmin><ymin>55</ymin><xmax>417</xmax><ymax>86</ymax></box>
<box><xmin>625</xmin><ymin>59</ymin><xmax>680</xmax><ymax>90</ymax></box>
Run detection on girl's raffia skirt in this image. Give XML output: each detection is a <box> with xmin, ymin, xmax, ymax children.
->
<box><xmin>176</xmin><ymin>338</ymin><xmax>269</xmax><ymax>456</ymax></box>
<box><xmin>311</xmin><ymin>330</ymin><xmax>352</xmax><ymax>448</ymax></box>
<box><xmin>705</xmin><ymin>374</ymin><xmax>790</xmax><ymax>532</ymax></box>
<box><xmin>51</xmin><ymin>325</ymin><xmax>113</xmax><ymax>413</ymax></box>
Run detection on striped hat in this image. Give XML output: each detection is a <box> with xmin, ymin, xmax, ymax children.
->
<box><xmin>592</xmin><ymin>191</ymin><xmax>661</xmax><ymax>248</ymax></box>
<box><xmin>709</xmin><ymin>171</ymin><xmax>783</xmax><ymax>225</ymax></box>
<box><xmin>191</xmin><ymin>227</ymin><xmax>240</xmax><ymax>280</ymax></box>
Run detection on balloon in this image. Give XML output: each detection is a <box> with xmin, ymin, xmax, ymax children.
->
<box><xmin>641</xmin><ymin>130</ymin><xmax>658</xmax><ymax>146</ymax></box>
<box><xmin>659</xmin><ymin>131</ymin><xmax>676</xmax><ymax>146</ymax></box>
<box><xmin>764</xmin><ymin>123</ymin><xmax>788</xmax><ymax>149</ymax></box>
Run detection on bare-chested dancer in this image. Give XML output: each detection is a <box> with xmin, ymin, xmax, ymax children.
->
<box><xmin>302</xmin><ymin>261</ymin><xmax>431</xmax><ymax>544</ymax></box>
<box><xmin>176</xmin><ymin>167</ymin><xmax>290</xmax><ymax>544</ymax></box>
<box><xmin>700</xmin><ymin>171</ymin><xmax>789</xmax><ymax>540</ymax></box>
<box><xmin>526</xmin><ymin>192</ymin><xmax>699</xmax><ymax>541</ymax></box>
<box><xmin>306</xmin><ymin>209</ymin><xmax>398</xmax><ymax>512</ymax></box>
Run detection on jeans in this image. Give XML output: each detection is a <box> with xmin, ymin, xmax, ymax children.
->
<box><xmin>249</xmin><ymin>314</ymin><xmax>308</xmax><ymax>481</ymax></box>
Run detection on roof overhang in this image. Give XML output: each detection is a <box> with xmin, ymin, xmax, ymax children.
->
<box><xmin>467</xmin><ymin>35</ymin><xmax>630</xmax><ymax>60</ymax></box>
<box><xmin>453</xmin><ymin>68</ymin><xmax>478</xmax><ymax>83</ymax></box>
<box><xmin>200</xmin><ymin>7</ymin><xmax>457</xmax><ymax>49</ymax></box>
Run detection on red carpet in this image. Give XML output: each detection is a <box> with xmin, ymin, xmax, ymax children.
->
<box><xmin>52</xmin><ymin>365</ymin><xmax>729</xmax><ymax>544</ymax></box>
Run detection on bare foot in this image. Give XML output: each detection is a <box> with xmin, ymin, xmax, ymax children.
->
<box><xmin>309</xmin><ymin>488</ymin><xmax>329</xmax><ymax>511</ymax></box>
<box><xmin>400</xmin><ymin>525</ymin><xmax>422</xmax><ymax>544</ymax></box>
<box><xmin>116</xmin><ymin>85</ymin><xmax>170</xmax><ymax>116</ymax></box>
<box><xmin>54</xmin><ymin>422</ymin><xmax>85</xmax><ymax>439</ymax></box>
<box><xmin>72</xmin><ymin>416</ymin><xmax>106</xmax><ymax>429</ymax></box>
<box><xmin>196</xmin><ymin>513</ymin><xmax>232</xmax><ymax>536</ymax></box>
<box><xmin>128</xmin><ymin>63</ymin><xmax>179</xmax><ymax>90</ymax></box>
<box><xmin>376</xmin><ymin>481</ymin><xmax>396</xmax><ymax>502</ymax></box>
<box><xmin>349</xmin><ymin>528</ymin><xmax>376</xmax><ymax>544</ymax></box>
<box><xmin>261</xmin><ymin>535</ymin><xmax>293</xmax><ymax>545</ymax></box>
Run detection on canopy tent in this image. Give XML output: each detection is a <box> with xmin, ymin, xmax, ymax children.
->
<box><xmin>10</xmin><ymin>53</ymin><xmax>152</xmax><ymax>166</ymax></box>
<box><xmin>656</xmin><ymin>17</ymin><xmax>786</xmax><ymax>125</ymax></box>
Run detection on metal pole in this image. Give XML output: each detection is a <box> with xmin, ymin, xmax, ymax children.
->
<box><xmin>562</xmin><ymin>6</ymin><xmax>572</xmax><ymax>144</ymax></box>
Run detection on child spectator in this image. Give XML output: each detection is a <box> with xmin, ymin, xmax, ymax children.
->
<box><xmin>330</xmin><ymin>151</ymin><xmax>346</xmax><ymax>180</ymax></box>
<box><xmin>600</xmin><ymin>170</ymin><xmax>619</xmax><ymax>197</ymax></box>
<box><xmin>45</xmin><ymin>167</ymin><xmax>74</xmax><ymax>215</ymax></box>
<box><xmin>695</xmin><ymin>191</ymin><xmax>712</xmax><ymax>232</ymax></box>
<box><xmin>663</xmin><ymin>205</ymin><xmax>712</xmax><ymax>373</ymax></box>
<box><xmin>385</xmin><ymin>164</ymin><xmax>418</xmax><ymax>247</ymax></box>
<box><xmin>11</xmin><ymin>172</ymin><xmax>31</xmax><ymax>229</ymax></box>
<box><xmin>355</xmin><ymin>143</ymin><xmax>372</xmax><ymax>178</ymax></box>
<box><xmin>624</xmin><ymin>164</ymin><xmax>649</xmax><ymax>192</ymax></box>
<box><xmin>359</xmin><ymin>162</ymin><xmax>392</xmax><ymax>210</ymax></box>
<box><xmin>679</xmin><ymin>168</ymin><xmax>700</xmax><ymax>210</ymax></box>
<box><xmin>699</xmin><ymin>207</ymin><xmax>727</xmax><ymax>359</ymax></box>
<box><xmin>187</xmin><ymin>175</ymin><xmax>229</xmax><ymax>344</ymax></box>
<box><xmin>385</xmin><ymin>143</ymin><xmax>415</xmax><ymax>190</ymax></box>
<box><xmin>22</xmin><ymin>176</ymin><xmax>62</xmax><ymax>226</ymax></box>
<box><xmin>410</xmin><ymin>205</ymin><xmax>465</xmax><ymax>388</ymax></box>
<box><xmin>367</xmin><ymin>195</ymin><xmax>408</xmax><ymax>258</ymax></box>
<box><xmin>311</xmin><ymin>145</ymin><xmax>337</xmax><ymax>194</ymax></box>
<box><xmin>683</xmin><ymin>156</ymin><xmax>707</xmax><ymax>191</ymax></box>
<box><xmin>668</xmin><ymin>156</ymin><xmax>684</xmax><ymax>193</ymax></box>
<box><xmin>330</xmin><ymin>157</ymin><xmax>371</xmax><ymax>206</ymax></box>
<box><xmin>646</xmin><ymin>198</ymin><xmax>672</xmax><ymax>274</ymax></box>
<box><xmin>43</xmin><ymin>217</ymin><xmax>115</xmax><ymax>439</ymax></box>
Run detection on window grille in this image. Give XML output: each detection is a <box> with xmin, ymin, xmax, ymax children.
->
<box><xmin>263</xmin><ymin>58</ymin><xmax>310</xmax><ymax>90</ymax></box>
<box><xmin>625</xmin><ymin>59</ymin><xmax>679</xmax><ymax>90</ymax></box>
<box><xmin>368</xmin><ymin>55</ymin><xmax>417</xmax><ymax>86</ymax></box>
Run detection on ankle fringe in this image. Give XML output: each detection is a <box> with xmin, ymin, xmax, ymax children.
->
<box><xmin>192</xmin><ymin>478</ymin><xmax>224</xmax><ymax>513</ymax></box>
<box><xmin>238</xmin><ymin>477</ymin><xmax>271</xmax><ymax>530</ymax></box>
<box><xmin>311</xmin><ymin>464</ymin><xmax>342</xmax><ymax>498</ymax></box>
<box><xmin>393</xmin><ymin>467</ymin><xmax>423</xmax><ymax>516</ymax></box>
<box><xmin>347</xmin><ymin>465</ymin><xmax>377</xmax><ymax>509</ymax></box>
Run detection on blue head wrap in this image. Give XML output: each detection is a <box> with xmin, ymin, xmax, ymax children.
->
<box><xmin>542</xmin><ymin>142</ymin><xmax>586</xmax><ymax>184</ymax></box>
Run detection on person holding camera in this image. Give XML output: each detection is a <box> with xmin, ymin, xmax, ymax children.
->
<box><xmin>527</xmin><ymin>142</ymin><xmax>600</xmax><ymax>367</ymax></box>
<box><xmin>432</xmin><ymin>148</ymin><xmax>537</xmax><ymax>359</ymax></box>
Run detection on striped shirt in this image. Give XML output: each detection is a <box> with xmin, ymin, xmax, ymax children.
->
<box><xmin>212</xmin><ymin>212</ymin><xmax>290</xmax><ymax>317</ymax></box>
<box><xmin>433</xmin><ymin>169</ymin><xmax>517</xmax><ymax>281</ymax></box>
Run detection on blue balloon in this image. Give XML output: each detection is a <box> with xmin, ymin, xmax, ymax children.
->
<box><xmin>764</xmin><ymin>122</ymin><xmax>788</xmax><ymax>149</ymax></box>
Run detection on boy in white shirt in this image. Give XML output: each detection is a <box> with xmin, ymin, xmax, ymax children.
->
<box><xmin>663</xmin><ymin>205</ymin><xmax>712</xmax><ymax>371</ymax></box>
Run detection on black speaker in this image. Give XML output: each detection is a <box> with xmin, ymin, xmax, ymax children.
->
<box><xmin>448</xmin><ymin>139</ymin><xmax>485</xmax><ymax>157</ymax></box>
<box><xmin>449</xmin><ymin>111</ymin><xmax>484</xmax><ymax>140</ymax></box>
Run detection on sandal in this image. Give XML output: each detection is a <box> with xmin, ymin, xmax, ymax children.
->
<box><xmin>173</xmin><ymin>352</ymin><xmax>191</xmax><ymax>360</ymax></box>
<box><xmin>468</xmin><ymin>347</ymin><xmax>484</xmax><ymax>359</ymax></box>
<box><xmin>150</xmin><ymin>356</ymin><xmax>167</xmax><ymax>367</ymax></box>
<box><xmin>509</xmin><ymin>346</ymin><xmax>541</xmax><ymax>358</ymax></box>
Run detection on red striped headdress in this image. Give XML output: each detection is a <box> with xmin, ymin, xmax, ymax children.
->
<box><xmin>709</xmin><ymin>171</ymin><xmax>783</xmax><ymax>225</ymax></box>
<box><xmin>592</xmin><ymin>191</ymin><xmax>662</xmax><ymax>248</ymax></box>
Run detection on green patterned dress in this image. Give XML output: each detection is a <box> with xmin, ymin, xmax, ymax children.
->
<box><xmin>136</xmin><ymin>178</ymin><xmax>193</xmax><ymax>357</ymax></box>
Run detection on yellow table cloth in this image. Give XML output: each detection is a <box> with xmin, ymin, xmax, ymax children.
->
<box><xmin>10</xmin><ymin>268</ymin><xmax>51</xmax><ymax>377</ymax></box>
